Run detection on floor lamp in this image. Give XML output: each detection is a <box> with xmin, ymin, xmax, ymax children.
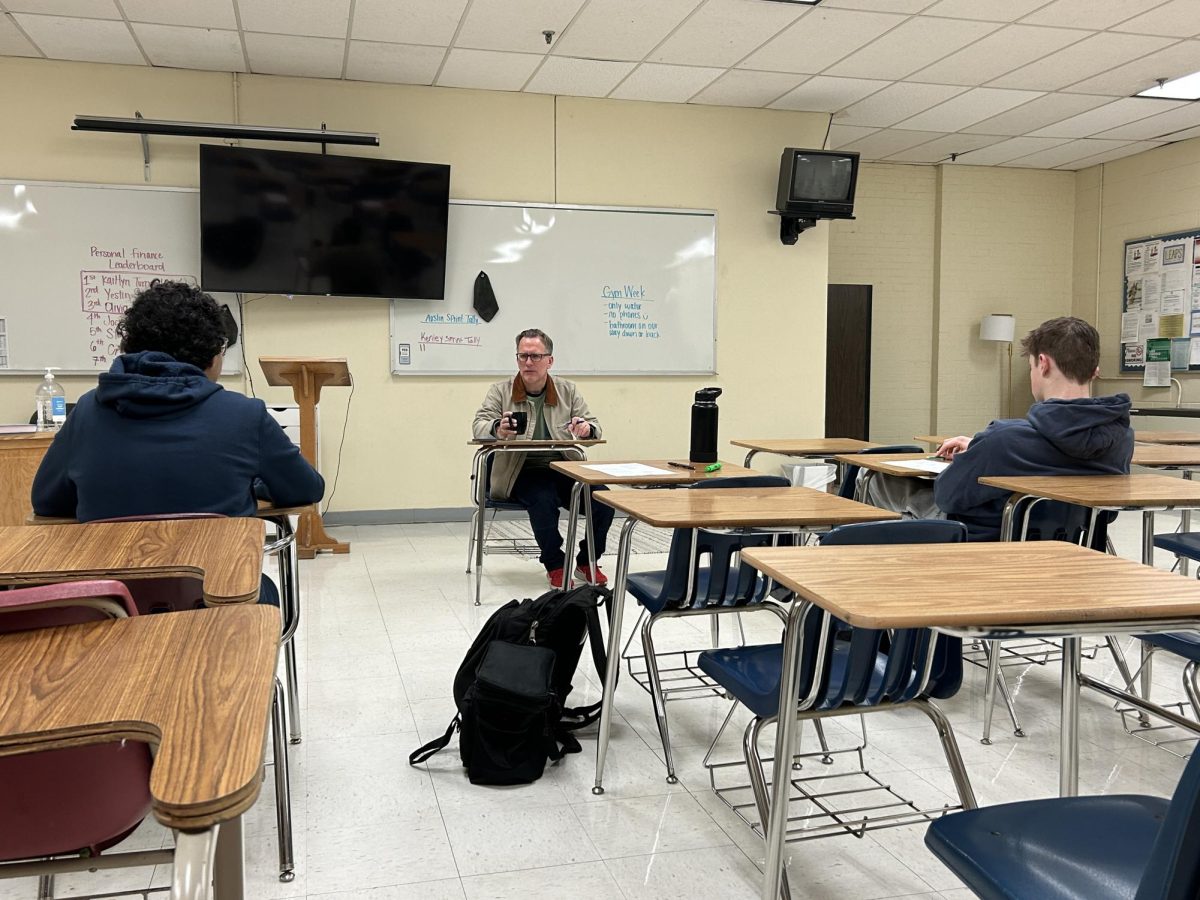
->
<box><xmin>980</xmin><ymin>314</ymin><xmax>1016</xmax><ymax>418</ymax></box>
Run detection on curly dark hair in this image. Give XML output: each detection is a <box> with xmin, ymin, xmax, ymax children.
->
<box><xmin>116</xmin><ymin>280</ymin><xmax>227</xmax><ymax>370</ymax></box>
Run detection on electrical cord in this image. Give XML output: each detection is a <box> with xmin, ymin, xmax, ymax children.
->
<box><xmin>235</xmin><ymin>293</ymin><xmax>255</xmax><ymax>398</ymax></box>
<box><xmin>321</xmin><ymin>372</ymin><xmax>353</xmax><ymax>515</ymax></box>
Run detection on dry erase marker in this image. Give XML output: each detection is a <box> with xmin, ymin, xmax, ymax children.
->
<box><xmin>704</xmin><ymin>462</ymin><xmax>722</xmax><ymax>473</ymax></box>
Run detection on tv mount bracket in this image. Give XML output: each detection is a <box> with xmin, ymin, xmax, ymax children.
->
<box><xmin>768</xmin><ymin>210</ymin><xmax>854</xmax><ymax>245</ymax></box>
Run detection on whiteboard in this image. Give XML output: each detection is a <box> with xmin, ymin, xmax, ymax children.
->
<box><xmin>0</xmin><ymin>180</ymin><xmax>243</xmax><ymax>374</ymax></box>
<box><xmin>389</xmin><ymin>201</ymin><xmax>716</xmax><ymax>375</ymax></box>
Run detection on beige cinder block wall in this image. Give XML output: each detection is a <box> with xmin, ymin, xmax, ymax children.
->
<box><xmin>0</xmin><ymin>57</ymin><xmax>828</xmax><ymax>517</ymax></box>
<box><xmin>1073</xmin><ymin>139</ymin><xmax>1200</xmax><ymax>408</ymax></box>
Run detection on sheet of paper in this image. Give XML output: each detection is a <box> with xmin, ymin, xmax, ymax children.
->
<box><xmin>1190</xmin><ymin>338</ymin><xmax>1200</xmax><ymax>366</ymax></box>
<box><xmin>1142</xmin><ymin>273</ymin><xmax>1162</xmax><ymax>312</ymax></box>
<box><xmin>1126</xmin><ymin>242</ymin><xmax>1145</xmax><ymax>275</ymax></box>
<box><xmin>582</xmin><ymin>463</ymin><xmax>676</xmax><ymax>477</ymax></box>
<box><xmin>1172</xmin><ymin>337</ymin><xmax>1191</xmax><ymax>370</ymax></box>
<box><xmin>1145</xmin><ymin>240</ymin><xmax>1163</xmax><ymax>273</ymax></box>
<box><xmin>889</xmin><ymin>459</ymin><xmax>950</xmax><ymax>475</ymax></box>
<box><xmin>1139</xmin><ymin>311</ymin><xmax>1160</xmax><ymax>341</ymax></box>
<box><xmin>1161</xmin><ymin>313</ymin><xmax>1186</xmax><ymax>337</ymax></box>
<box><xmin>1145</xmin><ymin>338</ymin><xmax>1172</xmax><ymax>387</ymax></box>
<box><xmin>1121</xmin><ymin>311</ymin><xmax>1140</xmax><ymax>343</ymax></box>
<box><xmin>0</xmin><ymin>423</ymin><xmax>36</xmax><ymax>434</ymax></box>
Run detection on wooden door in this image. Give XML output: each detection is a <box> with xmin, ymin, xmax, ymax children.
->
<box><xmin>825</xmin><ymin>285</ymin><xmax>872</xmax><ymax>440</ymax></box>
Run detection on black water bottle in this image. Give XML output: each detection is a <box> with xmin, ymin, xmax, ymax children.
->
<box><xmin>689</xmin><ymin>387</ymin><xmax>722</xmax><ymax>464</ymax></box>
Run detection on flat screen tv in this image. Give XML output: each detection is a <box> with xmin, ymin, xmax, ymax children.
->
<box><xmin>775</xmin><ymin>148</ymin><xmax>859</xmax><ymax>220</ymax></box>
<box><xmin>200</xmin><ymin>145</ymin><xmax>450</xmax><ymax>300</ymax></box>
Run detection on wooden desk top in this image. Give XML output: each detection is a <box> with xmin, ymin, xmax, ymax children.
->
<box><xmin>742</xmin><ymin>542</ymin><xmax>1200</xmax><ymax>631</ymax></box>
<box><xmin>1132</xmin><ymin>444</ymin><xmax>1200</xmax><ymax>467</ymax></box>
<box><xmin>914</xmin><ymin>434</ymin><xmax>950</xmax><ymax>446</ymax></box>
<box><xmin>832</xmin><ymin>452</ymin><xmax>944</xmax><ymax>478</ymax></box>
<box><xmin>0</xmin><ymin>605</ymin><xmax>280</xmax><ymax>830</ymax></box>
<box><xmin>731</xmin><ymin>438</ymin><xmax>881</xmax><ymax>455</ymax></box>
<box><xmin>978</xmin><ymin>473</ymin><xmax>1200</xmax><ymax>508</ymax></box>
<box><xmin>1132</xmin><ymin>431</ymin><xmax>1200</xmax><ymax>445</ymax></box>
<box><xmin>551</xmin><ymin>459</ymin><xmax>758</xmax><ymax>485</ymax></box>
<box><xmin>469</xmin><ymin>438</ymin><xmax>605</xmax><ymax>448</ymax></box>
<box><xmin>593</xmin><ymin>486</ymin><xmax>900</xmax><ymax>529</ymax></box>
<box><xmin>0</xmin><ymin>431</ymin><xmax>54</xmax><ymax>445</ymax></box>
<box><xmin>0</xmin><ymin>519</ymin><xmax>266</xmax><ymax>605</ymax></box>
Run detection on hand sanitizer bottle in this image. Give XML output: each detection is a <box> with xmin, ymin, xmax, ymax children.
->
<box><xmin>35</xmin><ymin>368</ymin><xmax>66</xmax><ymax>431</ymax></box>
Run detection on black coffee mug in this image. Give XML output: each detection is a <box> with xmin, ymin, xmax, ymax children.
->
<box><xmin>508</xmin><ymin>411</ymin><xmax>529</xmax><ymax>434</ymax></box>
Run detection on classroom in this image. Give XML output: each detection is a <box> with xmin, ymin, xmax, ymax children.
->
<box><xmin>3</xmin><ymin>2</ymin><xmax>1200</xmax><ymax>898</ymax></box>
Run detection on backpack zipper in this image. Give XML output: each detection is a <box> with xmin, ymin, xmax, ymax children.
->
<box><xmin>529</xmin><ymin>620</ymin><xmax>539</xmax><ymax>643</ymax></box>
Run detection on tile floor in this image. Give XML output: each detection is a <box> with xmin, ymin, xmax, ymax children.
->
<box><xmin>4</xmin><ymin>510</ymin><xmax>1196</xmax><ymax>899</ymax></box>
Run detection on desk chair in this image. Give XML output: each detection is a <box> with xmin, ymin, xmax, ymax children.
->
<box><xmin>0</xmin><ymin>581</ymin><xmax>166</xmax><ymax>899</ymax></box>
<box><xmin>697</xmin><ymin>520</ymin><xmax>976</xmax><ymax>899</ymax></box>
<box><xmin>837</xmin><ymin>444</ymin><xmax>924</xmax><ymax>500</ymax></box>
<box><xmin>621</xmin><ymin>475</ymin><xmax>796</xmax><ymax>785</ymax></box>
<box><xmin>466</xmin><ymin>445</ymin><xmax>587</xmax><ymax>605</ymax></box>
<box><xmin>926</xmin><ymin>741</ymin><xmax>1200</xmax><ymax>900</ymax></box>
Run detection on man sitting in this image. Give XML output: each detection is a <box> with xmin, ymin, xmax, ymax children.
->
<box><xmin>472</xmin><ymin>328</ymin><xmax>615</xmax><ymax>587</ymax></box>
<box><xmin>865</xmin><ymin>316</ymin><xmax>1133</xmax><ymax>541</ymax></box>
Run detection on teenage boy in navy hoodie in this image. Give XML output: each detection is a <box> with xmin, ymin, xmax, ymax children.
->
<box><xmin>864</xmin><ymin>316</ymin><xmax>1133</xmax><ymax>541</ymax></box>
<box><xmin>32</xmin><ymin>280</ymin><xmax>324</xmax><ymax>601</ymax></box>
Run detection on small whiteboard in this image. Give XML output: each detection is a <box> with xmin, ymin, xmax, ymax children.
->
<box><xmin>389</xmin><ymin>201</ymin><xmax>716</xmax><ymax>375</ymax></box>
<box><xmin>0</xmin><ymin>180</ymin><xmax>242</xmax><ymax>374</ymax></box>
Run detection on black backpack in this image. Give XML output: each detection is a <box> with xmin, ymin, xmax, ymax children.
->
<box><xmin>409</xmin><ymin>583</ymin><xmax>609</xmax><ymax>785</ymax></box>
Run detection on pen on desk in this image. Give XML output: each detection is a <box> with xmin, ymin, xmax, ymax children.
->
<box><xmin>667</xmin><ymin>461</ymin><xmax>693</xmax><ymax>469</ymax></box>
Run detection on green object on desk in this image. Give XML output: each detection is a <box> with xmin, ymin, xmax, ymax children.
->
<box><xmin>705</xmin><ymin>462</ymin><xmax>722</xmax><ymax>473</ymax></box>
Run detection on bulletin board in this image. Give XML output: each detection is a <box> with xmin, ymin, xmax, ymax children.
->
<box><xmin>1120</xmin><ymin>228</ymin><xmax>1200</xmax><ymax>373</ymax></box>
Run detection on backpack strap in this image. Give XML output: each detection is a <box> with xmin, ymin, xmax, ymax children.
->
<box><xmin>408</xmin><ymin>715</ymin><xmax>459</xmax><ymax>766</ymax></box>
<box><xmin>560</xmin><ymin>593</ymin><xmax>610</xmax><ymax>732</ymax></box>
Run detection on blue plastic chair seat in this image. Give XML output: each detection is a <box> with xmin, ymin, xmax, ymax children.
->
<box><xmin>1141</xmin><ymin>630</ymin><xmax>1200</xmax><ymax>662</ymax></box>
<box><xmin>926</xmin><ymin>794</ymin><xmax>1169</xmax><ymax>900</ymax></box>
<box><xmin>1153</xmin><ymin>531</ymin><xmax>1200</xmax><ymax>560</ymax></box>
<box><xmin>627</xmin><ymin>566</ymin><xmax>764</xmax><ymax>615</ymax></box>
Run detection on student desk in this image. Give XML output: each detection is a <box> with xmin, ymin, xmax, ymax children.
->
<box><xmin>549</xmin><ymin>458</ymin><xmax>757</xmax><ymax>589</ymax></box>
<box><xmin>0</xmin><ymin>518</ymin><xmax>266</xmax><ymax>602</ymax></box>
<box><xmin>589</xmin><ymin>486</ymin><xmax>899</xmax><ymax>796</ymax></box>
<box><xmin>0</xmin><ymin>431</ymin><xmax>53</xmax><ymax>526</ymax></box>
<box><xmin>1131</xmin><ymin>431</ymin><xmax>1200</xmax><ymax>444</ymax></box>
<box><xmin>730</xmin><ymin>438</ymin><xmax>879</xmax><ymax>469</ymax></box>
<box><xmin>468</xmin><ymin>438</ymin><xmax>604</xmax><ymax>605</ymax></box>
<box><xmin>740</xmin><ymin>540</ymin><xmax>1200</xmax><ymax>900</ymax></box>
<box><xmin>0</xmin><ymin>604</ymin><xmax>279</xmax><ymax>900</ymax></box>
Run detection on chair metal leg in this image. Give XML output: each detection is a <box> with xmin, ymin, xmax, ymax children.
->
<box><xmin>981</xmin><ymin>642</ymin><xmax>1000</xmax><ymax>744</ymax></box>
<box><xmin>812</xmin><ymin>719</ymin><xmax>833</xmax><ymax>764</ymax></box>
<box><xmin>283</xmin><ymin>638</ymin><xmax>302</xmax><ymax>745</ymax></box>
<box><xmin>36</xmin><ymin>874</ymin><xmax>52</xmax><ymax>900</ymax></box>
<box><xmin>993</xmin><ymin>663</ymin><xmax>1024</xmax><ymax>738</ymax></box>
<box><xmin>641</xmin><ymin>613</ymin><xmax>678</xmax><ymax>784</ymax></box>
<box><xmin>742</xmin><ymin>716</ymin><xmax>792</xmax><ymax>900</ymax></box>
<box><xmin>465</xmin><ymin>508</ymin><xmax>479</xmax><ymax>573</ymax></box>
<box><xmin>1183</xmin><ymin>661</ymin><xmax>1200</xmax><ymax>721</ymax></box>
<box><xmin>1140</xmin><ymin>640</ymin><xmax>1154</xmax><ymax>705</ymax></box>
<box><xmin>174</xmin><ymin>826</ymin><xmax>221</xmax><ymax>900</ymax></box>
<box><xmin>913</xmin><ymin>698</ymin><xmax>977</xmax><ymax>810</ymax></box>
<box><xmin>271</xmin><ymin>678</ymin><xmax>296</xmax><ymax>883</ymax></box>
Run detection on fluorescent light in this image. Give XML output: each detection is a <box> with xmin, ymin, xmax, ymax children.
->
<box><xmin>760</xmin><ymin>0</ymin><xmax>822</xmax><ymax>4</ymax></box>
<box><xmin>1137</xmin><ymin>72</ymin><xmax>1200</xmax><ymax>101</ymax></box>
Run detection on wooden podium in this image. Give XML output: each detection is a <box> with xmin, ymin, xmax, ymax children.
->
<box><xmin>259</xmin><ymin>357</ymin><xmax>351</xmax><ymax>559</ymax></box>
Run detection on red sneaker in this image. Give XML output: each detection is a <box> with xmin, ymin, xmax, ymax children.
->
<box><xmin>546</xmin><ymin>567</ymin><xmax>566</xmax><ymax>588</ymax></box>
<box><xmin>574</xmin><ymin>564</ymin><xmax>608</xmax><ymax>586</ymax></box>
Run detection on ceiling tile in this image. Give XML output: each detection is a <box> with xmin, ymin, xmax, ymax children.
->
<box><xmin>897</xmin><ymin>87</ymin><xmax>1044</xmax><ymax>131</ymax></box>
<box><xmin>840</xmin><ymin>128</ymin><xmax>949</xmax><ymax>160</ymax></box>
<box><xmin>608</xmin><ymin>62</ymin><xmax>722</xmax><ymax>102</ymax></box>
<box><xmin>961</xmin><ymin>92</ymin><xmax>1113</xmax><ymax>135</ymax></box>
<box><xmin>351</xmin><ymin>0</ymin><xmax>467</xmax><ymax>47</ymax></box>
<box><xmin>550</xmin><ymin>0</ymin><xmax>702</xmax><ymax>62</ymax></box>
<box><xmin>238</xmin><ymin>0</ymin><xmax>349</xmax><ymax>39</ymax></box>
<box><xmin>908</xmin><ymin>25</ymin><xmax>1089</xmax><ymax>87</ymax></box>
<box><xmin>1064</xmin><ymin>40</ymin><xmax>1200</xmax><ymax>96</ymax></box>
<box><xmin>826</xmin><ymin>124</ymin><xmax>880</xmax><ymax>148</ymax></box>
<box><xmin>921</xmin><ymin>0</ymin><xmax>1047</xmax><ymax>20</ymax></box>
<box><xmin>1113</xmin><ymin>0</ymin><xmax>1200</xmax><ymax>38</ymax></box>
<box><xmin>1004</xmin><ymin>137</ymin><xmax>1137</xmax><ymax>168</ymax></box>
<box><xmin>769</xmin><ymin>75</ymin><xmax>889</xmax><ymax>112</ymax></box>
<box><xmin>838</xmin><ymin>81</ymin><xmax>967</xmax><ymax>127</ymax></box>
<box><xmin>3</xmin><ymin>0</ymin><xmax>118</xmax><ymax>17</ymax></box>
<box><xmin>0</xmin><ymin>14</ymin><xmax>40</xmax><ymax>56</ymax></box>
<box><xmin>1030</xmin><ymin>96</ymin><xmax>1188</xmax><ymax>138</ymax></box>
<box><xmin>1092</xmin><ymin>102</ymin><xmax>1200</xmax><ymax>141</ymax></box>
<box><xmin>825</xmin><ymin>16</ymin><xmax>1001</xmax><ymax>80</ymax></box>
<box><xmin>819</xmin><ymin>0</ymin><xmax>936</xmax><ymax>11</ymax></box>
<box><xmin>690</xmin><ymin>69</ymin><xmax>803</xmax><ymax>107</ymax></box>
<box><xmin>11</xmin><ymin>13</ymin><xmax>144</xmax><ymax>64</ymax></box>
<box><xmin>525</xmin><ymin>55</ymin><xmax>636</xmax><ymax>98</ymax></box>
<box><xmin>1056</xmin><ymin>140</ymin><xmax>1165</xmax><ymax>169</ymax></box>
<box><xmin>987</xmin><ymin>32</ymin><xmax>1174</xmax><ymax>92</ymax></box>
<box><xmin>243</xmin><ymin>32</ymin><xmax>343</xmax><ymax>78</ymax></box>
<box><xmin>952</xmin><ymin>136</ymin><xmax>1073</xmax><ymax>166</ymax></box>
<box><xmin>436</xmin><ymin>47</ymin><xmax>541</xmax><ymax>91</ymax></box>
<box><xmin>344</xmin><ymin>40</ymin><xmax>444</xmax><ymax>85</ymax></box>
<box><xmin>884</xmin><ymin>132</ymin><xmax>1005</xmax><ymax>163</ymax></box>
<box><xmin>456</xmin><ymin>0</ymin><xmax>586</xmax><ymax>54</ymax></box>
<box><xmin>1158</xmin><ymin>123</ymin><xmax>1200</xmax><ymax>142</ymax></box>
<box><xmin>648</xmin><ymin>0</ymin><xmax>806</xmax><ymax>68</ymax></box>
<box><xmin>1019</xmin><ymin>0</ymin><xmax>1168</xmax><ymax>30</ymax></box>
<box><xmin>133</xmin><ymin>23</ymin><xmax>245</xmax><ymax>71</ymax></box>
<box><xmin>120</xmin><ymin>0</ymin><xmax>236</xmax><ymax>29</ymax></box>
<box><xmin>738</xmin><ymin>7</ymin><xmax>907</xmax><ymax>76</ymax></box>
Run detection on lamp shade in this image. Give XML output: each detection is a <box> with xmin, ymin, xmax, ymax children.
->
<box><xmin>980</xmin><ymin>314</ymin><xmax>1016</xmax><ymax>343</ymax></box>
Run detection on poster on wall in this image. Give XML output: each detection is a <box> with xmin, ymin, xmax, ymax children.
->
<box><xmin>1122</xmin><ymin>229</ymin><xmax>1200</xmax><ymax>373</ymax></box>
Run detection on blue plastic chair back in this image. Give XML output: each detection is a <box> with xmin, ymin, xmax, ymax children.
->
<box><xmin>1134</xmin><ymin>745</ymin><xmax>1200</xmax><ymax>900</ymax></box>
<box><xmin>837</xmin><ymin>445</ymin><xmax>925</xmax><ymax>499</ymax></box>
<box><xmin>638</xmin><ymin>475</ymin><xmax>789</xmax><ymax>613</ymax></box>
<box><xmin>477</xmin><ymin>452</ymin><xmax>526</xmax><ymax>511</ymax></box>
<box><xmin>1013</xmin><ymin>496</ymin><xmax>1109</xmax><ymax>551</ymax></box>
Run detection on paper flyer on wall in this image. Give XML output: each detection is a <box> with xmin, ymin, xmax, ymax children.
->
<box><xmin>1142</xmin><ymin>273</ymin><xmax>1162</xmax><ymax>312</ymax></box>
<box><xmin>1126</xmin><ymin>341</ymin><xmax>1145</xmax><ymax>366</ymax></box>
<box><xmin>1126</xmin><ymin>243</ymin><xmax>1145</xmax><ymax>275</ymax></box>
<box><xmin>1126</xmin><ymin>276</ymin><xmax>1144</xmax><ymax>310</ymax></box>
<box><xmin>1161</xmin><ymin>313</ymin><xmax>1186</xmax><ymax>337</ymax></box>
<box><xmin>1121</xmin><ymin>311</ymin><xmax>1140</xmax><ymax>343</ymax></box>
<box><xmin>1139</xmin><ymin>311</ymin><xmax>1159</xmax><ymax>341</ymax></box>
<box><xmin>1144</xmin><ymin>338</ymin><xmax>1171</xmax><ymax>387</ymax></box>
<box><xmin>1172</xmin><ymin>337</ymin><xmax>1191</xmax><ymax>369</ymax></box>
<box><xmin>1191</xmin><ymin>338</ymin><xmax>1200</xmax><ymax>366</ymax></box>
<box><xmin>1145</xmin><ymin>240</ymin><xmax>1163</xmax><ymax>272</ymax></box>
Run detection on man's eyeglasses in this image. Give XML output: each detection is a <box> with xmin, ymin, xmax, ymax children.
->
<box><xmin>516</xmin><ymin>353</ymin><xmax>549</xmax><ymax>362</ymax></box>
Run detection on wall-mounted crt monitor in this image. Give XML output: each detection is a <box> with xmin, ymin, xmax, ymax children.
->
<box><xmin>774</xmin><ymin>148</ymin><xmax>860</xmax><ymax>221</ymax></box>
<box><xmin>200</xmin><ymin>145</ymin><xmax>451</xmax><ymax>300</ymax></box>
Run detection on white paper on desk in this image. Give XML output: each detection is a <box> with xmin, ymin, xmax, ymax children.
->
<box><xmin>582</xmin><ymin>463</ymin><xmax>675</xmax><ymax>477</ymax></box>
<box><xmin>889</xmin><ymin>459</ymin><xmax>950</xmax><ymax>474</ymax></box>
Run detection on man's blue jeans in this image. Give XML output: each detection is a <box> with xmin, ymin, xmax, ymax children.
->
<box><xmin>510</xmin><ymin>466</ymin><xmax>615</xmax><ymax>571</ymax></box>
